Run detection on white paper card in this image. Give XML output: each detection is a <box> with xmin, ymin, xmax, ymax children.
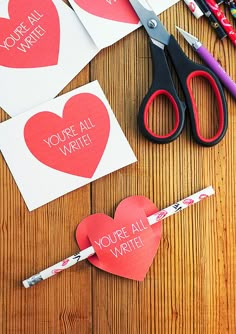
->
<box><xmin>68</xmin><ymin>0</ymin><xmax>180</xmax><ymax>49</ymax></box>
<box><xmin>0</xmin><ymin>0</ymin><xmax>99</xmax><ymax>117</ymax></box>
<box><xmin>149</xmin><ymin>0</ymin><xmax>180</xmax><ymax>15</ymax></box>
<box><xmin>0</xmin><ymin>81</ymin><xmax>137</xmax><ymax>211</ymax></box>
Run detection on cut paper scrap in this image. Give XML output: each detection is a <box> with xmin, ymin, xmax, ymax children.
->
<box><xmin>0</xmin><ymin>80</ymin><xmax>137</xmax><ymax>211</ymax></box>
<box><xmin>0</xmin><ymin>0</ymin><xmax>60</xmax><ymax>68</ymax></box>
<box><xmin>24</xmin><ymin>93</ymin><xmax>110</xmax><ymax>178</ymax></box>
<box><xmin>0</xmin><ymin>0</ymin><xmax>98</xmax><ymax>116</ymax></box>
<box><xmin>76</xmin><ymin>196</ymin><xmax>162</xmax><ymax>281</ymax></box>
<box><xmin>22</xmin><ymin>186</ymin><xmax>214</xmax><ymax>288</ymax></box>
<box><xmin>68</xmin><ymin>0</ymin><xmax>180</xmax><ymax>49</ymax></box>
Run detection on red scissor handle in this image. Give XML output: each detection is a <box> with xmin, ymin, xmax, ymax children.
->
<box><xmin>186</xmin><ymin>70</ymin><xmax>225</xmax><ymax>145</ymax></box>
<box><xmin>167</xmin><ymin>35</ymin><xmax>228</xmax><ymax>147</ymax></box>
<box><xmin>138</xmin><ymin>37</ymin><xmax>227</xmax><ymax>146</ymax></box>
<box><xmin>143</xmin><ymin>90</ymin><xmax>180</xmax><ymax>139</ymax></box>
<box><xmin>138</xmin><ymin>42</ymin><xmax>185</xmax><ymax>144</ymax></box>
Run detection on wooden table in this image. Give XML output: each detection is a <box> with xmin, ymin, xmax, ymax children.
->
<box><xmin>0</xmin><ymin>1</ymin><xmax>235</xmax><ymax>333</ymax></box>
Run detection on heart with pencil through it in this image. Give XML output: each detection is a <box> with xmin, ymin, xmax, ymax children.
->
<box><xmin>76</xmin><ymin>186</ymin><xmax>213</xmax><ymax>280</ymax></box>
<box><xmin>22</xmin><ymin>186</ymin><xmax>214</xmax><ymax>288</ymax></box>
<box><xmin>76</xmin><ymin>196</ymin><xmax>162</xmax><ymax>281</ymax></box>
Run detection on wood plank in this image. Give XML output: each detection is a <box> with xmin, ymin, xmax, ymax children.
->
<box><xmin>0</xmin><ymin>69</ymin><xmax>92</xmax><ymax>333</ymax></box>
<box><xmin>0</xmin><ymin>1</ymin><xmax>235</xmax><ymax>333</ymax></box>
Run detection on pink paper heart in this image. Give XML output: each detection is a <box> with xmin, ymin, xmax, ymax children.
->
<box><xmin>74</xmin><ymin>0</ymin><xmax>139</xmax><ymax>24</ymax></box>
<box><xmin>24</xmin><ymin>93</ymin><xmax>110</xmax><ymax>178</ymax></box>
<box><xmin>0</xmin><ymin>0</ymin><xmax>60</xmax><ymax>68</ymax></box>
<box><xmin>76</xmin><ymin>196</ymin><xmax>162</xmax><ymax>281</ymax></box>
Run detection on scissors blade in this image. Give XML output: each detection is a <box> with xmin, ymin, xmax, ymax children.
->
<box><xmin>129</xmin><ymin>0</ymin><xmax>170</xmax><ymax>46</ymax></box>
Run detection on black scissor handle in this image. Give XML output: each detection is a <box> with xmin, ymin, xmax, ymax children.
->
<box><xmin>138</xmin><ymin>41</ymin><xmax>186</xmax><ymax>144</ymax></box>
<box><xmin>167</xmin><ymin>35</ymin><xmax>228</xmax><ymax>147</ymax></box>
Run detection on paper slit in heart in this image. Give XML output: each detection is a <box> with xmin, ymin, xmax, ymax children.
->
<box><xmin>76</xmin><ymin>196</ymin><xmax>163</xmax><ymax>281</ymax></box>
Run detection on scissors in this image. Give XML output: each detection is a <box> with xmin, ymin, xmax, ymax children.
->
<box><xmin>129</xmin><ymin>0</ymin><xmax>228</xmax><ymax>146</ymax></box>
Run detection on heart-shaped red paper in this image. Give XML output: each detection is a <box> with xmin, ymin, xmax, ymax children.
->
<box><xmin>74</xmin><ymin>0</ymin><xmax>139</xmax><ymax>24</ymax></box>
<box><xmin>76</xmin><ymin>196</ymin><xmax>163</xmax><ymax>281</ymax></box>
<box><xmin>0</xmin><ymin>0</ymin><xmax>60</xmax><ymax>68</ymax></box>
<box><xmin>24</xmin><ymin>93</ymin><xmax>110</xmax><ymax>178</ymax></box>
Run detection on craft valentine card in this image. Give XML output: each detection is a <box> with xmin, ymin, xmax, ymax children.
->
<box><xmin>0</xmin><ymin>80</ymin><xmax>137</xmax><ymax>211</ymax></box>
<box><xmin>22</xmin><ymin>186</ymin><xmax>213</xmax><ymax>288</ymax></box>
<box><xmin>68</xmin><ymin>0</ymin><xmax>180</xmax><ymax>49</ymax></box>
<box><xmin>0</xmin><ymin>0</ymin><xmax>99</xmax><ymax>116</ymax></box>
<box><xmin>75</xmin><ymin>187</ymin><xmax>213</xmax><ymax>281</ymax></box>
<box><xmin>76</xmin><ymin>196</ymin><xmax>163</xmax><ymax>281</ymax></box>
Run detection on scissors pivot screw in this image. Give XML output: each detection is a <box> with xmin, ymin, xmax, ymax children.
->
<box><xmin>147</xmin><ymin>19</ymin><xmax>158</xmax><ymax>29</ymax></box>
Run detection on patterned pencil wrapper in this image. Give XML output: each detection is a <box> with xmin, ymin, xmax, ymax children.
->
<box><xmin>183</xmin><ymin>0</ymin><xmax>204</xmax><ymax>18</ymax></box>
<box><xmin>23</xmin><ymin>186</ymin><xmax>214</xmax><ymax>288</ymax></box>
<box><xmin>148</xmin><ymin>186</ymin><xmax>215</xmax><ymax>224</ymax></box>
<box><xmin>205</xmin><ymin>0</ymin><xmax>236</xmax><ymax>45</ymax></box>
<box><xmin>22</xmin><ymin>246</ymin><xmax>95</xmax><ymax>288</ymax></box>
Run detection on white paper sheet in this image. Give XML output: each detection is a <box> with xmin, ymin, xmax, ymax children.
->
<box><xmin>0</xmin><ymin>81</ymin><xmax>137</xmax><ymax>211</ymax></box>
<box><xmin>68</xmin><ymin>0</ymin><xmax>180</xmax><ymax>49</ymax></box>
<box><xmin>149</xmin><ymin>0</ymin><xmax>180</xmax><ymax>15</ymax></box>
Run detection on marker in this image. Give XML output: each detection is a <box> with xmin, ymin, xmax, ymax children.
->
<box><xmin>195</xmin><ymin>0</ymin><xmax>227</xmax><ymax>39</ymax></box>
<box><xmin>224</xmin><ymin>0</ymin><xmax>236</xmax><ymax>19</ymax></box>
<box><xmin>183</xmin><ymin>0</ymin><xmax>204</xmax><ymax>18</ymax></box>
<box><xmin>22</xmin><ymin>186</ymin><xmax>215</xmax><ymax>288</ymax></box>
<box><xmin>205</xmin><ymin>0</ymin><xmax>236</xmax><ymax>45</ymax></box>
<box><xmin>177</xmin><ymin>26</ymin><xmax>236</xmax><ymax>98</ymax></box>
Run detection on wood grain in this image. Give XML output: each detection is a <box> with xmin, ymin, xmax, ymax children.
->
<box><xmin>0</xmin><ymin>1</ymin><xmax>235</xmax><ymax>333</ymax></box>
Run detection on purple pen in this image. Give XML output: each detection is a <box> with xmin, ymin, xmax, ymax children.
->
<box><xmin>176</xmin><ymin>26</ymin><xmax>236</xmax><ymax>99</ymax></box>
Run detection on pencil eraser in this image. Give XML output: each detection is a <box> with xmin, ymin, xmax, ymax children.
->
<box><xmin>183</xmin><ymin>0</ymin><xmax>204</xmax><ymax>18</ymax></box>
<box><xmin>22</xmin><ymin>280</ymin><xmax>30</xmax><ymax>288</ymax></box>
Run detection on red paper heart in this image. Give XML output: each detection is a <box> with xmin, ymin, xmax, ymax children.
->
<box><xmin>24</xmin><ymin>93</ymin><xmax>110</xmax><ymax>178</ymax></box>
<box><xmin>76</xmin><ymin>196</ymin><xmax>162</xmax><ymax>281</ymax></box>
<box><xmin>74</xmin><ymin>0</ymin><xmax>139</xmax><ymax>24</ymax></box>
<box><xmin>0</xmin><ymin>0</ymin><xmax>60</xmax><ymax>68</ymax></box>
